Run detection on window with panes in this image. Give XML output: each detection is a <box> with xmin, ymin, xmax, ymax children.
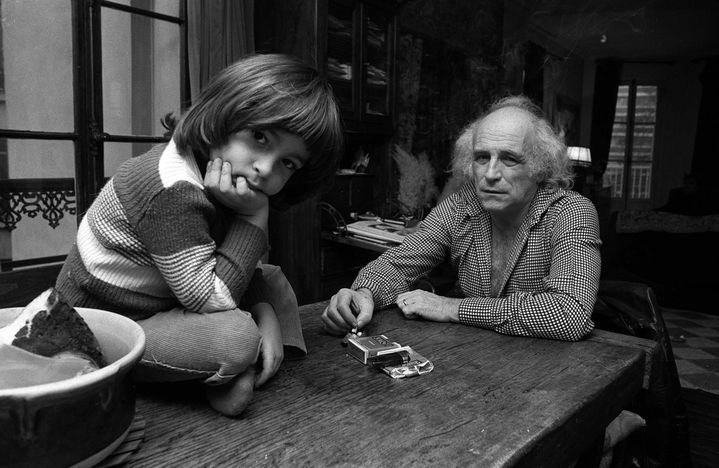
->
<box><xmin>0</xmin><ymin>0</ymin><xmax>186</xmax><ymax>271</ymax></box>
<box><xmin>603</xmin><ymin>82</ymin><xmax>658</xmax><ymax>209</ymax></box>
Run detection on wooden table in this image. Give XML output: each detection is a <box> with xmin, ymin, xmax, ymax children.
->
<box><xmin>128</xmin><ymin>301</ymin><xmax>658</xmax><ymax>467</ymax></box>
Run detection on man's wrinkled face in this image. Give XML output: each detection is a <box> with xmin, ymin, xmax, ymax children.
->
<box><xmin>471</xmin><ymin>108</ymin><xmax>539</xmax><ymax>219</ymax></box>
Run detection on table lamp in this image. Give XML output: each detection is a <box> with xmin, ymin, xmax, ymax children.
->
<box><xmin>567</xmin><ymin>146</ymin><xmax>592</xmax><ymax>166</ymax></box>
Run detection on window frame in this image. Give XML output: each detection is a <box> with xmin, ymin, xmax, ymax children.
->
<box><xmin>0</xmin><ymin>0</ymin><xmax>188</xmax><ymax>271</ymax></box>
<box><xmin>605</xmin><ymin>79</ymin><xmax>659</xmax><ymax>211</ymax></box>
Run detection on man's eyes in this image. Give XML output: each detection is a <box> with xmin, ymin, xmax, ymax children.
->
<box><xmin>473</xmin><ymin>152</ymin><xmax>490</xmax><ymax>163</ymax></box>
<box><xmin>472</xmin><ymin>151</ymin><xmax>522</xmax><ymax>166</ymax></box>
<box><xmin>502</xmin><ymin>156</ymin><xmax>520</xmax><ymax>167</ymax></box>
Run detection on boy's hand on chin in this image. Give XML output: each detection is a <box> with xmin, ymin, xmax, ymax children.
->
<box><xmin>205</xmin><ymin>159</ymin><xmax>269</xmax><ymax>229</ymax></box>
<box><xmin>231</xmin><ymin>176</ymin><xmax>268</xmax><ymax>214</ymax></box>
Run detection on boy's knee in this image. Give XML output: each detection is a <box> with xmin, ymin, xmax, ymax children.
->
<box><xmin>205</xmin><ymin>311</ymin><xmax>261</xmax><ymax>384</ymax></box>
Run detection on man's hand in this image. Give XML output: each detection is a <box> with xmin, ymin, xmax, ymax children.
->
<box><xmin>251</xmin><ymin>303</ymin><xmax>284</xmax><ymax>387</ymax></box>
<box><xmin>321</xmin><ymin>288</ymin><xmax>375</xmax><ymax>335</ymax></box>
<box><xmin>396</xmin><ymin>290</ymin><xmax>461</xmax><ymax>323</ymax></box>
<box><xmin>204</xmin><ymin>158</ymin><xmax>268</xmax><ymax>229</ymax></box>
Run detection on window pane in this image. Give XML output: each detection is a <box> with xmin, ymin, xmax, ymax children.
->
<box><xmin>604</xmin><ymin>121</ymin><xmax>627</xmax><ymax>197</ymax></box>
<box><xmin>364</xmin><ymin>11</ymin><xmax>390</xmax><ymax>116</ymax></box>
<box><xmin>613</xmin><ymin>85</ymin><xmax>629</xmax><ymax>122</ymax></box>
<box><xmin>628</xmin><ymin>123</ymin><xmax>655</xmax><ymax>200</ymax></box>
<box><xmin>604</xmin><ymin>84</ymin><xmax>658</xmax><ymax>203</ymax></box>
<box><xmin>634</xmin><ymin>86</ymin><xmax>657</xmax><ymax>123</ymax></box>
<box><xmin>104</xmin><ymin>141</ymin><xmax>158</xmax><ymax>177</ymax></box>
<box><xmin>608</xmin><ymin>123</ymin><xmax>627</xmax><ymax>160</ymax></box>
<box><xmin>632</xmin><ymin>124</ymin><xmax>656</xmax><ymax>161</ymax></box>
<box><xmin>108</xmin><ymin>0</ymin><xmax>179</xmax><ymax>16</ymax></box>
<box><xmin>1</xmin><ymin>139</ymin><xmax>76</xmax><ymax>265</ymax></box>
<box><xmin>628</xmin><ymin>162</ymin><xmax>652</xmax><ymax>200</ymax></box>
<box><xmin>603</xmin><ymin>162</ymin><xmax>624</xmax><ymax>199</ymax></box>
<box><xmin>101</xmin><ymin>8</ymin><xmax>181</xmax><ymax>137</ymax></box>
<box><xmin>0</xmin><ymin>1</ymin><xmax>74</xmax><ymax>132</ymax></box>
<box><xmin>327</xmin><ymin>2</ymin><xmax>354</xmax><ymax>112</ymax></box>
<box><xmin>5</xmin><ymin>139</ymin><xmax>74</xmax><ymax>178</ymax></box>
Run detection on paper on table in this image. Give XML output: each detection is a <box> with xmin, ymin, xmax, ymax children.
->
<box><xmin>345</xmin><ymin>220</ymin><xmax>417</xmax><ymax>244</ymax></box>
<box><xmin>381</xmin><ymin>346</ymin><xmax>434</xmax><ymax>379</ymax></box>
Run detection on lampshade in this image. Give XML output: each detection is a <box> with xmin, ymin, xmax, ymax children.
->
<box><xmin>567</xmin><ymin>146</ymin><xmax>592</xmax><ymax>166</ymax></box>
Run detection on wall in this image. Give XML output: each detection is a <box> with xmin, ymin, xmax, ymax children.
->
<box><xmin>692</xmin><ymin>58</ymin><xmax>719</xmax><ymax>198</ymax></box>
<box><xmin>502</xmin><ymin>1</ymin><xmax>585</xmax><ymax>114</ymax></box>
<box><xmin>503</xmin><ymin>2</ymin><xmax>708</xmax><ymax>211</ymax></box>
<box><xmin>396</xmin><ymin>0</ymin><xmax>504</xmax><ymax>193</ymax></box>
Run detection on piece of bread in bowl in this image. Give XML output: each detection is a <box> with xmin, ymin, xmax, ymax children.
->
<box><xmin>0</xmin><ymin>288</ymin><xmax>105</xmax><ymax>369</ymax></box>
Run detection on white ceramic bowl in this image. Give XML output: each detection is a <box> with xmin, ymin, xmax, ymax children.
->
<box><xmin>0</xmin><ymin>307</ymin><xmax>146</xmax><ymax>468</ymax></box>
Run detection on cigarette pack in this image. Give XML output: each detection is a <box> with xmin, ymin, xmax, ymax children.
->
<box><xmin>347</xmin><ymin>334</ymin><xmax>402</xmax><ymax>364</ymax></box>
<box><xmin>367</xmin><ymin>349</ymin><xmax>411</xmax><ymax>369</ymax></box>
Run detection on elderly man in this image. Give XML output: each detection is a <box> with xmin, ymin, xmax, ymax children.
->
<box><xmin>322</xmin><ymin>95</ymin><xmax>602</xmax><ymax>341</ymax></box>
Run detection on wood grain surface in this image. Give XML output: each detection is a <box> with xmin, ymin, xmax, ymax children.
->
<box><xmin>129</xmin><ymin>301</ymin><xmax>654</xmax><ymax>467</ymax></box>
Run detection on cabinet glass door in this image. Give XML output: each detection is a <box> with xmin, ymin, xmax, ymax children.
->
<box><xmin>327</xmin><ymin>2</ymin><xmax>355</xmax><ymax>113</ymax></box>
<box><xmin>363</xmin><ymin>9</ymin><xmax>391</xmax><ymax>118</ymax></box>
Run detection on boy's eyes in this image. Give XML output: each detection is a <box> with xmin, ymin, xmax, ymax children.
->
<box><xmin>252</xmin><ymin>130</ymin><xmax>268</xmax><ymax>144</ymax></box>
<box><xmin>244</xmin><ymin>129</ymin><xmax>305</xmax><ymax>172</ymax></box>
<box><xmin>282</xmin><ymin>159</ymin><xmax>299</xmax><ymax>171</ymax></box>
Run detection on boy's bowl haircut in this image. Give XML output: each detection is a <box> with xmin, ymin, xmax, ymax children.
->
<box><xmin>173</xmin><ymin>53</ymin><xmax>344</xmax><ymax>208</ymax></box>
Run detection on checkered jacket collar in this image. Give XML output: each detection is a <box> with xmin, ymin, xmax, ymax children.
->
<box><xmin>456</xmin><ymin>182</ymin><xmax>568</xmax><ymax>228</ymax></box>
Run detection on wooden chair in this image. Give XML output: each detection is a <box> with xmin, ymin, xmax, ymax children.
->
<box><xmin>593</xmin><ymin>280</ymin><xmax>692</xmax><ymax>467</ymax></box>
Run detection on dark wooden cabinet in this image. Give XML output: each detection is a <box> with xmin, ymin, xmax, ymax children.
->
<box><xmin>256</xmin><ymin>0</ymin><xmax>399</xmax><ymax>304</ymax></box>
<box><xmin>322</xmin><ymin>0</ymin><xmax>400</xmax><ymax>295</ymax></box>
<box><xmin>326</xmin><ymin>0</ymin><xmax>396</xmax><ymax>129</ymax></box>
<box><xmin>319</xmin><ymin>236</ymin><xmax>383</xmax><ymax>298</ymax></box>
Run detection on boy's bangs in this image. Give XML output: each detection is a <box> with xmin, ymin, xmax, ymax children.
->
<box><xmin>250</xmin><ymin>92</ymin><xmax>341</xmax><ymax>159</ymax></box>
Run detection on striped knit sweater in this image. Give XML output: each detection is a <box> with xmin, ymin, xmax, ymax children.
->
<box><xmin>56</xmin><ymin>142</ymin><xmax>269</xmax><ymax>320</ymax></box>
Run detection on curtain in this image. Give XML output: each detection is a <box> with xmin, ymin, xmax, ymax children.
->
<box><xmin>589</xmin><ymin>59</ymin><xmax>622</xmax><ymax>185</ymax></box>
<box><xmin>395</xmin><ymin>34</ymin><xmax>423</xmax><ymax>152</ymax></box>
<box><xmin>692</xmin><ymin>58</ymin><xmax>719</xmax><ymax>186</ymax></box>
<box><xmin>187</xmin><ymin>0</ymin><xmax>255</xmax><ymax>101</ymax></box>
